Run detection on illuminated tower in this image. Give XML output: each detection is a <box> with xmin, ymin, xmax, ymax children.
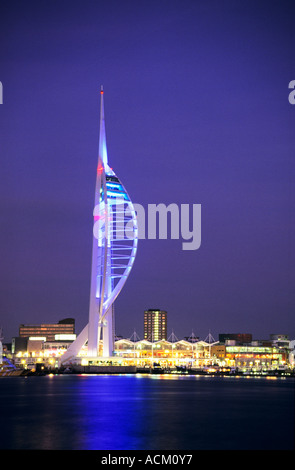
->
<box><xmin>61</xmin><ymin>87</ymin><xmax>138</xmax><ymax>363</ymax></box>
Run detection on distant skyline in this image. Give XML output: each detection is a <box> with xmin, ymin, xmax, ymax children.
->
<box><xmin>0</xmin><ymin>0</ymin><xmax>295</xmax><ymax>342</ymax></box>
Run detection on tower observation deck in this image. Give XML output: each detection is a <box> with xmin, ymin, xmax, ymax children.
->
<box><xmin>60</xmin><ymin>88</ymin><xmax>138</xmax><ymax>363</ymax></box>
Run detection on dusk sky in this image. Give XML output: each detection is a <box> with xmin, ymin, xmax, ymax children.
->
<box><xmin>0</xmin><ymin>0</ymin><xmax>294</xmax><ymax>343</ymax></box>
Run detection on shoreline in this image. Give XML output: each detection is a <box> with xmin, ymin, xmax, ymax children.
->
<box><xmin>1</xmin><ymin>365</ymin><xmax>295</xmax><ymax>378</ymax></box>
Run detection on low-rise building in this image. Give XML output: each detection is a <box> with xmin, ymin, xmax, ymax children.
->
<box><xmin>18</xmin><ymin>318</ymin><xmax>75</xmax><ymax>342</ymax></box>
<box><xmin>223</xmin><ymin>344</ymin><xmax>286</xmax><ymax>371</ymax></box>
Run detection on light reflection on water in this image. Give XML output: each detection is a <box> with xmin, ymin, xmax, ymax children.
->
<box><xmin>0</xmin><ymin>374</ymin><xmax>294</xmax><ymax>450</ymax></box>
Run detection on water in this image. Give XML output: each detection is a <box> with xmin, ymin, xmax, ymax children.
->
<box><xmin>0</xmin><ymin>374</ymin><xmax>294</xmax><ymax>450</ymax></box>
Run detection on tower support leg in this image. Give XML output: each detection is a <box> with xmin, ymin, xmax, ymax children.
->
<box><xmin>88</xmin><ymin>311</ymin><xmax>100</xmax><ymax>357</ymax></box>
<box><xmin>102</xmin><ymin>306</ymin><xmax>114</xmax><ymax>357</ymax></box>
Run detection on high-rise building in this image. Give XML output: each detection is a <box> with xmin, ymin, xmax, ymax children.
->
<box><xmin>144</xmin><ymin>309</ymin><xmax>167</xmax><ymax>341</ymax></box>
<box><xmin>60</xmin><ymin>87</ymin><xmax>138</xmax><ymax>363</ymax></box>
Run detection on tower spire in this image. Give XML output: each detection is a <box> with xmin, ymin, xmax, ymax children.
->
<box><xmin>99</xmin><ymin>85</ymin><xmax>108</xmax><ymax>169</ymax></box>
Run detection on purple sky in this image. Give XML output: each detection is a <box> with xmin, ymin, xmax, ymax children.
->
<box><xmin>0</xmin><ymin>0</ymin><xmax>294</xmax><ymax>343</ymax></box>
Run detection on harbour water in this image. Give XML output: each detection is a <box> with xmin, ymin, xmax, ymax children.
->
<box><xmin>0</xmin><ymin>374</ymin><xmax>294</xmax><ymax>450</ymax></box>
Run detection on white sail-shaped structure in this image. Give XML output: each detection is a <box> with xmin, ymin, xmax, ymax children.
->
<box><xmin>60</xmin><ymin>88</ymin><xmax>138</xmax><ymax>363</ymax></box>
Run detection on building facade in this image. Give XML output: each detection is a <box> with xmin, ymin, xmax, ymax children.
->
<box><xmin>9</xmin><ymin>335</ymin><xmax>292</xmax><ymax>373</ymax></box>
<box><xmin>12</xmin><ymin>338</ymin><xmax>212</xmax><ymax>370</ymax></box>
<box><xmin>222</xmin><ymin>344</ymin><xmax>286</xmax><ymax>371</ymax></box>
<box><xmin>144</xmin><ymin>309</ymin><xmax>167</xmax><ymax>341</ymax></box>
<box><xmin>19</xmin><ymin>318</ymin><xmax>75</xmax><ymax>342</ymax></box>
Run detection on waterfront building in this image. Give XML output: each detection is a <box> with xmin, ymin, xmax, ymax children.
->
<box><xmin>112</xmin><ymin>338</ymin><xmax>209</xmax><ymax>368</ymax></box>
<box><xmin>212</xmin><ymin>334</ymin><xmax>290</xmax><ymax>371</ymax></box>
<box><xmin>10</xmin><ymin>333</ymin><xmax>293</xmax><ymax>373</ymax></box>
<box><xmin>211</xmin><ymin>343</ymin><xmax>226</xmax><ymax>360</ymax></box>
<box><xmin>11</xmin><ymin>319</ymin><xmax>76</xmax><ymax>366</ymax></box>
<box><xmin>18</xmin><ymin>318</ymin><xmax>75</xmax><ymax>342</ymax></box>
<box><xmin>144</xmin><ymin>309</ymin><xmax>167</xmax><ymax>341</ymax></box>
<box><xmin>269</xmin><ymin>334</ymin><xmax>290</xmax><ymax>348</ymax></box>
<box><xmin>289</xmin><ymin>340</ymin><xmax>295</xmax><ymax>367</ymax></box>
<box><xmin>0</xmin><ymin>327</ymin><xmax>3</xmax><ymax>363</ymax></box>
<box><xmin>12</xmin><ymin>336</ymin><xmax>77</xmax><ymax>370</ymax></box>
<box><xmin>69</xmin><ymin>338</ymin><xmax>214</xmax><ymax>369</ymax></box>
<box><xmin>12</xmin><ymin>337</ymin><xmax>212</xmax><ymax>370</ymax></box>
<box><xmin>217</xmin><ymin>344</ymin><xmax>286</xmax><ymax>371</ymax></box>
<box><xmin>11</xmin><ymin>336</ymin><xmax>30</xmax><ymax>355</ymax></box>
<box><xmin>60</xmin><ymin>87</ymin><xmax>138</xmax><ymax>364</ymax></box>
